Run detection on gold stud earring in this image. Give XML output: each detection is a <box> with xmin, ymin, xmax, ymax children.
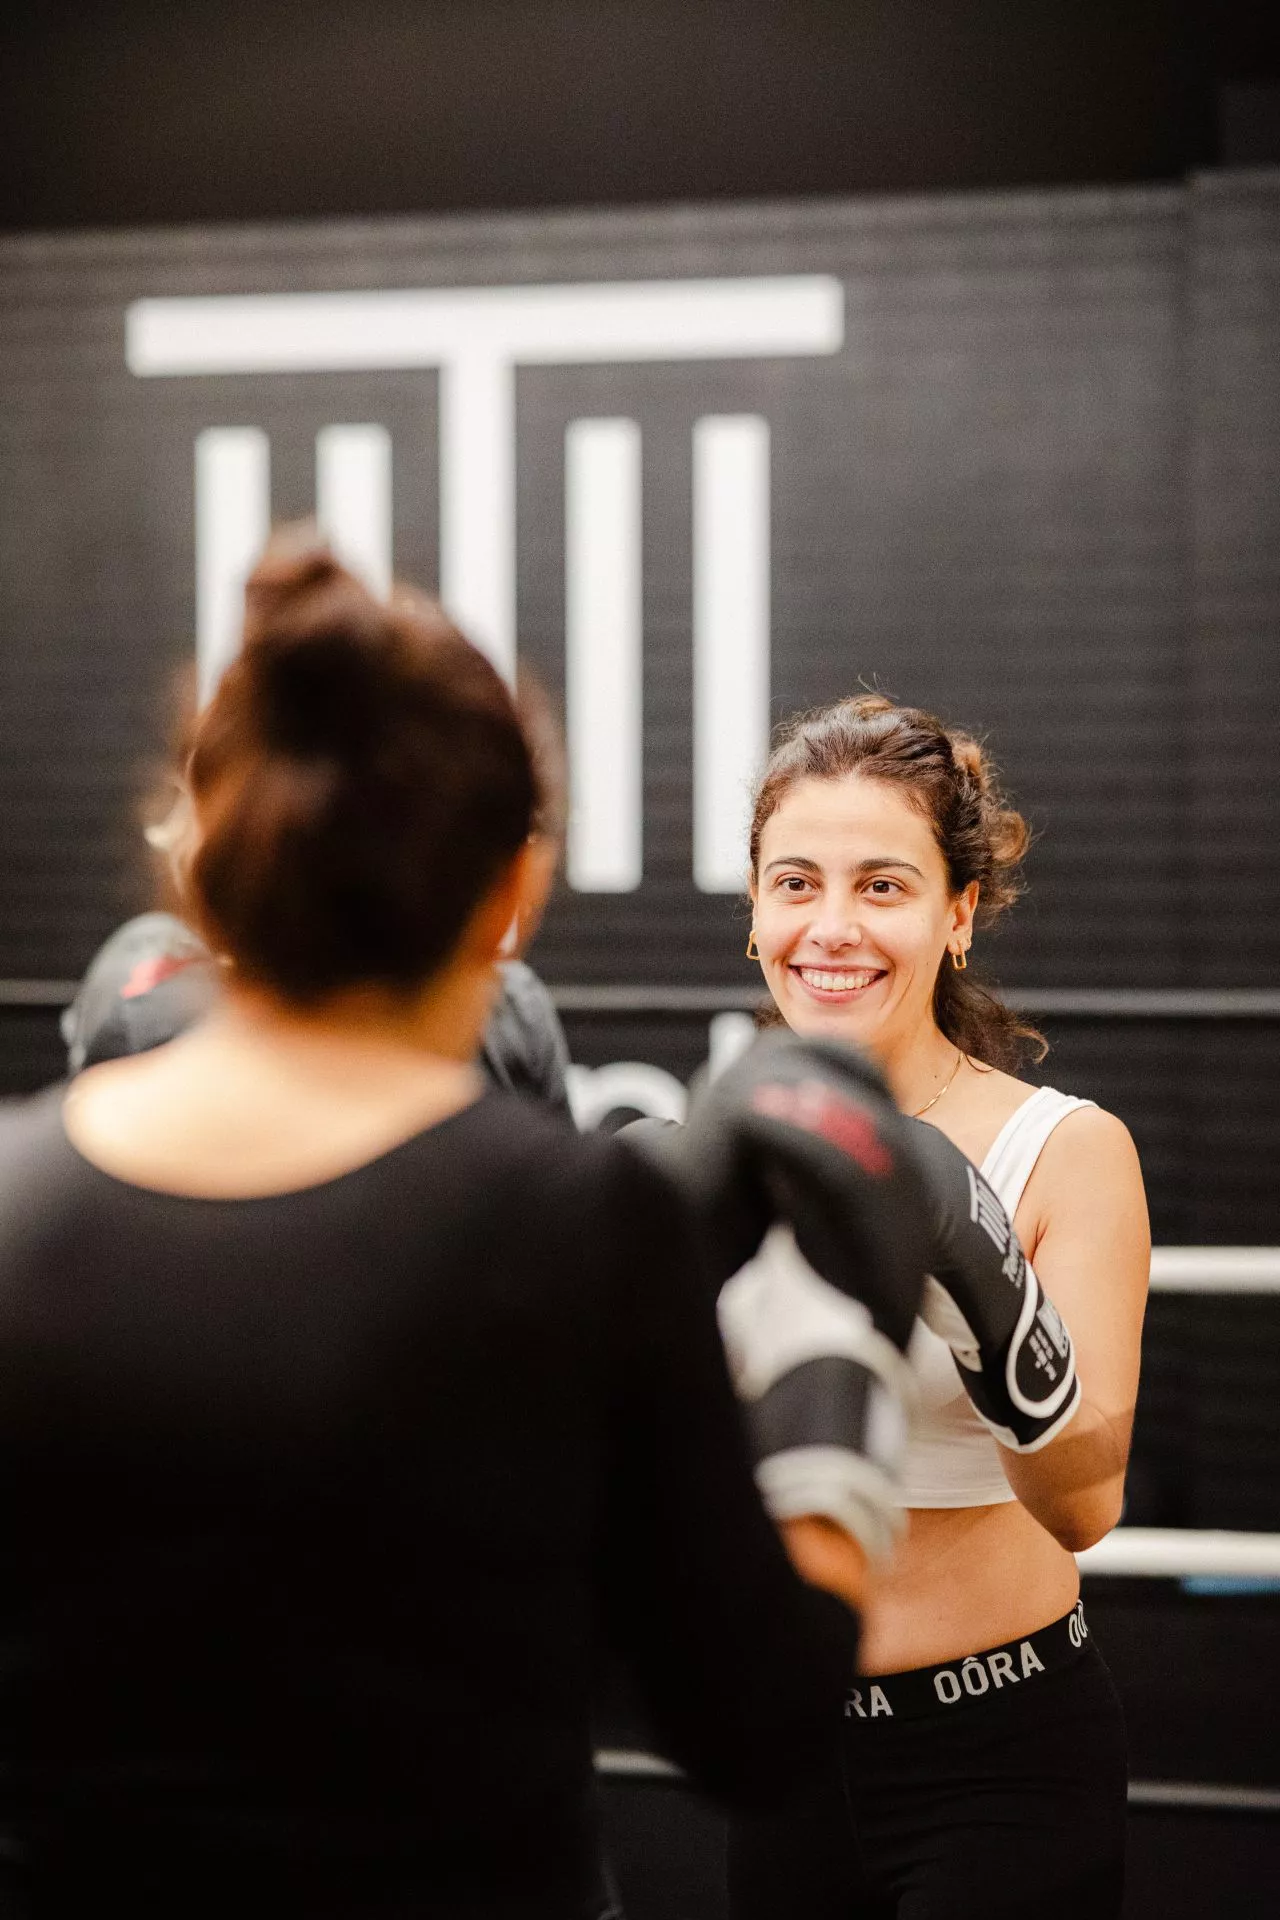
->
<box><xmin>746</xmin><ymin>931</ymin><xmax>760</xmax><ymax>960</ymax></box>
<box><xmin>951</xmin><ymin>946</ymin><xmax>968</xmax><ymax>971</ymax></box>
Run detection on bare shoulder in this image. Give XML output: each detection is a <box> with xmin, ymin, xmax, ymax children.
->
<box><xmin>1023</xmin><ymin>1100</ymin><xmax>1149</xmax><ymax>1251</ymax></box>
<box><xmin>1037</xmin><ymin>1102</ymin><xmax>1142</xmax><ymax>1181</ymax></box>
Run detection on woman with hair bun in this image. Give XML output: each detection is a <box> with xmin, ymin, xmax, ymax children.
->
<box><xmin>729</xmin><ymin>694</ymin><xmax>1150</xmax><ymax>1919</ymax></box>
<box><xmin>0</xmin><ymin>542</ymin><xmax>930</xmax><ymax>1918</ymax></box>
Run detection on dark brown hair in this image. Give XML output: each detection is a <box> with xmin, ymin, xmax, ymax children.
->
<box><xmin>749</xmin><ymin>693</ymin><xmax>1046</xmax><ymax>1070</ymax></box>
<box><xmin>180</xmin><ymin>530</ymin><xmax>544</xmax><ymax>1003</ymax></box>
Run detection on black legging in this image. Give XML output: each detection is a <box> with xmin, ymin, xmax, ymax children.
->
<box><xmin>728</xmin><ymin>1639</ymin><xmax>1127</xmax><ymax>1920</ymax></box>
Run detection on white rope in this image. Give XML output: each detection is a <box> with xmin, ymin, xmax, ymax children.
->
<box><xmin>1078</xmin><ymin>1527</ymin><xmax>1280</xmax><ymax>1578</ymax></box>
<box><xmin>594</xmin><ymin>1748</ymin><xmax>681</xmax><ymax>1780</ymax></box>
<box><xmin>1148</xmin><ymin>1247</ymin><xmax>1280</xmax><ymax>1293</ymax></box>
<box><xmin>1128</xmin><ymin>1782</ymin><xmax>1280</xmax><ymax>1813</ymax></box>
<box><xmin>592</xmin><ymin>1754</ymin><xmax>1280</xmax><ymax>1812</ymax></box>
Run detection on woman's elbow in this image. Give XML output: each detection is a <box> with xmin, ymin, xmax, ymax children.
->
<box><xmin>1047</xmin><ymin>1486</ymin><xmax>1125</xmax><ymax>1555</ymax></box>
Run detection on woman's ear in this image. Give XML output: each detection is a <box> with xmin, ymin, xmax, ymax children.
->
<box><xmin>950</xmin><ymin>880</ymin><xmax>980</xmax><ymax>952</ymax></box>
<box><xmin>467</xmin><ymin>838</ymin><xmax>557</xmax><ymax>966</ymax></box>
<box><xmin>509</xmin><ymin>832</ymin><xmax>559</xmax><ymax>952</ymax></box>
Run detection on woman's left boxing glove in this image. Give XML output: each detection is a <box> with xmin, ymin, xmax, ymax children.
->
<box><xmin>904</xmin><ymin>1118</ymin><xmax>1081</xmax><ymax>1453</ymax></box>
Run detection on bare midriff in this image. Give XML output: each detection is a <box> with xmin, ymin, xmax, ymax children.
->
<box><xmin>856</xmin><ymin>1499</ymin><xmax>1081</xmax><ymax>1675</ymax></box>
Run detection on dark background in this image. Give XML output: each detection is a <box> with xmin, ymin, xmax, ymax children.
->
<box><xmin>0</xmin><ymin>9</ymin><xmax>1278</xmax><ymax>1914</ymax></box>
<box><xmin>1</xmin><ymin>1</ymin><xmax>1278</xmax><ymax>230</ymax></box>
<box><xmin>2</xmin><ymin>180</ymin><xmax>1277</xmax><ymax>1256</ymax></box>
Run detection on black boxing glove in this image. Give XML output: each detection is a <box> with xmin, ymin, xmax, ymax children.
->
<box><xmin>623</xmin><ymin>1033</ymin><xmax>932</xmax><ymax>1558</ymax></box>
<box><xmin>624</xmin><ymin>1113</ymin><xmax>917</xmax><ymax>1559</ymax></box>
<box><xmin>619</xmin><ymin>1112</ymin><xmax>768</xmax><ymax>1299</ymax></box>
<box><xmin>650</xmin><ymin>1031</ymin><xmax>931</xmax><ymax>1349</ymax></box>
<box><xmin>904</xmin><ymin>1118</ymin><xmax>1081</xmax><ymax>1453</ymax></box>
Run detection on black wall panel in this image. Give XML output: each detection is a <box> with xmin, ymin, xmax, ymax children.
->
<box><xmin>0</xmin><ymin>182</ymin><xmax>1225</xmax><ymax>983</ymax></box>
<box><xmin>0</xmin><ymin>176</ymin><xmax>1277</xmax><ymax>1264</ymax></box>
<box><xmin>1188</xmin><ymin>172</ymin><xmax>1280</xmax><ymax>986</ymax></box>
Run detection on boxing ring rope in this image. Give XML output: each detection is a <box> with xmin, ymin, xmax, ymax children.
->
<box><xmin>546</xmin><ymin>985</ymin><xmax>1280</xmax><ymax>1018</ymax></box>
<box><xmin>1077</xmin><ymin>1529</ymin><xmax>1280</xmax><ymax>1578</ymax></box>
<box><xmin>590</xmin><ymin>1749</ymin><xmax>1280</xmax><ymax>1814</ymax></box>
<box><xmin>1148</xmin><ymin>1247</ymin><xmax>1280</xmax><ymax>1291</ymax></box>
<box><xmin>9</xmin><ymin>980</ymin><xmax>1280</xmax><ymax>1017</ymax></box>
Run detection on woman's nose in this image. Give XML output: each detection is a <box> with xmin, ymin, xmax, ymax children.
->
<box><xmin>809</xmin><ymin>897</ymin><xmax>864</xmax><ymax>951</ymax></box>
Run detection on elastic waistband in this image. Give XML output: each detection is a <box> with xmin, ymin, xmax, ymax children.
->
<box><xmin>845</xmin><ymin>1602</ymin><xmax>1092</xmax><ymax>1724</ymax></box>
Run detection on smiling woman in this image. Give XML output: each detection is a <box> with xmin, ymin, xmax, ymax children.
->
<box><xmin>732</xmin><ymin>693</ymin><xmax>1151</xmax><ymax>1920</ymax></box>
<box><xmin>748</xmin><ymin>693</ymin><xmax>1044</xmax><ymax>1089</ymax></box>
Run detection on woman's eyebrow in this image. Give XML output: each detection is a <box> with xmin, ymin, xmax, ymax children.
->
<box><xmin>852</xmin><ymin>856</ymin><xmax>925</xmax><ymax>879</ymax></box>
<box><xmin>761</xmin><ymin>854</ymin><xmax>925</xmax><ymax>879</ymax></box>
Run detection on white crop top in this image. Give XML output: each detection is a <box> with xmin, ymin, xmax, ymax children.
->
<box><xmin>899</xmin><ymin>1085</ymin><xmax>1095</xmax><ymax>1508</ymax></box>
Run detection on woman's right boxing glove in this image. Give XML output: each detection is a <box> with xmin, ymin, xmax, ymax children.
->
<box><xmin>623</xmin><ymin>1032</ymin><xmax>931</xmax><ymax>1558</ymax></box>
<box><xmin>630</xmin><ymin>1030</ymin><xmax>930</xmax><ymax>1349</ymax></box>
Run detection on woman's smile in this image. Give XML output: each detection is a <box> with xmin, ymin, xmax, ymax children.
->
<box><xmin>790</xmin><ymin>962</ymin><xmax>888</xmax><ymax>1005</ymax></box>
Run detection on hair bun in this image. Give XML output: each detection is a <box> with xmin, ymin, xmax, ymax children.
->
<box><xmin>948</xmin><ymin>729</ymin><xmax>989</xmax><ymax>790</ymax></box>
<box><xmin>242</xmin><ymin>525</ymin><xmax>345</xmax><ymax>634</ymax></box>
<box><xmin>241</xmin><ymin>527</ymin><xmax>391</xmax><ymax>758</ymax></box>
<box><xmin>988</xmin><ymin>806</ymin><xmax>1030</xmax><ymax>868</ymax></box>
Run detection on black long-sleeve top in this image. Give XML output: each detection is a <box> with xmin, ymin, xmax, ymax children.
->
<box><xmin>0</xmin><ymin>1087</ymin><xmax>857</xmax><ymax>1917</ymax></box>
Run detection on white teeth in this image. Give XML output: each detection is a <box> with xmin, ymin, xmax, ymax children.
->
<box><xmin>797</xmin><ymin>967</ymin><xmax>881</xmax><ymax>993</ymax></box>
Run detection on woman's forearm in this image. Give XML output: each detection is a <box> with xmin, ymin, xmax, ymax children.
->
<box><xmin>999</xmin><ymin>1399</ymin><xmax>1133</xmax><ymax>1553</ymax></box>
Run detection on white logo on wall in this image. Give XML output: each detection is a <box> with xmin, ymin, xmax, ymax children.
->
<box><xmin>126</xmin><ymin>275</ymin><xmax>843</xmax><ymax>895</ymax></box>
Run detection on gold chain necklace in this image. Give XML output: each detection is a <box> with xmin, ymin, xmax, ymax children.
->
<box><xmin>912</xmin><ymin>1047</ymin><xmax>964</xmax><ymax>1119</ymax></box>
